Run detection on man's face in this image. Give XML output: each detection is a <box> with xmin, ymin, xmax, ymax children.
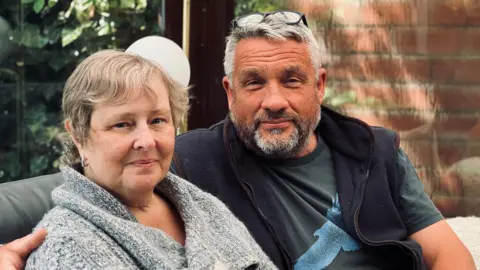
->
<box><xmin>223</xmin><ymin>38</ymin><xmax>326</xmax><ymax>158</ymax></box>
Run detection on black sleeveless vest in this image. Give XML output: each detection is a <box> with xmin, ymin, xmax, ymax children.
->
<box><xmin>173</xmin><ymin>106</ymin><xmax>426</xmax><ymax>270</ymax></box>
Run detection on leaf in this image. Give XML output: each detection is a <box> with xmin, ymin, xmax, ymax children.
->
<box><xmin>120</xmin><ymin>0</ymin><xmax>135</xmax><ymax>9</ymax></box>
<box><xmin>0</xmin><ymin>68</ymin><xmax>20</xmax><ymax>81</ymax></box>
<box><xmin>64</xmin><ymin>1</ymin><xmax>75</xmax><ymax>19</ymax></box>
<box><xmin>96</xmin><ymin>23</ymin><xmax>110</xmax><ymax>36</ymax></box>
<box><xmin>48</xmin><ymin>53</ymin><xmax>73</xmax><ymax>71</ymax></box>
<box><xmin>12</xmin><ymin>24</ymin><xmax>49</xmax><ymax>48</ymax></box>
<box><xmin>323</xmin><ymin>87</ymin><xmax>335</xmax><ymax>100</ymax></box>
<box><xmin>44</xmin><ymin>27</ymin><xmax>62</xmax><ymax>43</ymax></box>
<box><xmin>48</xmin><ymin>0</ymin><xmax>58</xmax><ymax>8</ymax></box>
<box><xmin>23</xmin><ymin>48</ymin><xmax>51</xmax><ymax>65</ymax></box>
<box><xmin>136</xmin><ymin>0</ymin><xmax>147</xmax><ymax>10</ymax></box>
<box><xmin>61</xmin><ymin>27</ymin><xmax>83</xmax><ymax>46</ymax></box>
<box><xmin>33</xmin><ymin>0</ymin><xmax>45</xmax><ymax>13</ymax></box>
<box><xmin>328</xmin><ymin>91</ymin><xmax>357</xmax><ymax>107</ymax></box>
<box><xmin>29</xmin><ymin>155</ymin><xmax>49</xmax><ymax>174</ymax></box>
<box><xmin>21</xmin><ymin>0</ymin><xmax>36</xmax><ymax>3</ymax></box>
<box><xmin>364</xmin><ymin>96</ymin><xmax>378</xmax><ymax>106</ymax></box>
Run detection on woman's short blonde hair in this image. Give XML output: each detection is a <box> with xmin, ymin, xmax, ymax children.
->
<box><xmin>61</xmin><ymin>49</ymin><xmax>190</xmax><ymax>166</ymax></box>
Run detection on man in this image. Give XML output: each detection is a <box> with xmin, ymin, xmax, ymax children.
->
<box><xmin>0</xmin><ymin>11</ymin><xmax>476</xmax><ymax>270</ymax></box>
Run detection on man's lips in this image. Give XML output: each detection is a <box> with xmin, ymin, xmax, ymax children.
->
<box><xmin>260</xmin><ymin>119</ymin><xmax>291</xmax><ymax>129</ymax></box>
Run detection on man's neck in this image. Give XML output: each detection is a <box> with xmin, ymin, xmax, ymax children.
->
<box><xmin>294</xmin><ymin>132</ymin><xmax>318</xmax><ymax>158</ymax></box>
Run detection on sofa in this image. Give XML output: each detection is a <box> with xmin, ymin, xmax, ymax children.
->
<box><xmin>0</xmin><ymin>173</ymin><xmax>63</xmax><ymax>243</ymax></box>
<box><xmin>0</xmin><ymin>173</ymin><xmax>479</xmax><ymax>268</ymax></box>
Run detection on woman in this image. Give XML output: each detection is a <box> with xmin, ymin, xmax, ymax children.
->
<box><xmin>25</xmin><ymin>50</ymin><xmax>276</xmax><ymax>269</ymax></box>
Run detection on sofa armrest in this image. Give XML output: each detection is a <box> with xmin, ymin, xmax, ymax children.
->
<box><xmin>0</xmin><ymin>173</ymin><xmax>64</xmax><ymax>243</ymax></box>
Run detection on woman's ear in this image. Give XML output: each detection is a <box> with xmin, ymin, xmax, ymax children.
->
<box><xmin>64</xmin><ymin>119</ymin><xmax>83</xmax><ymax>150</ymax></box>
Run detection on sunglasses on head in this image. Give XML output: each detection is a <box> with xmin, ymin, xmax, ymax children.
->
<box><xmin>232</xmin><ymin>11</ymin><xmax>309</xmax><ymax>29</ymax></box>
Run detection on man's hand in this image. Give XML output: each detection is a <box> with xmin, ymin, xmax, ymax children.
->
<box><xmin>0</xmin><ymin>229</ymin><xmax>47</xmax><ymax>270</ymax></box>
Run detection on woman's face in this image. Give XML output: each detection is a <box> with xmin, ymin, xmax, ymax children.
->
<box><xmin>70</xmin><ymin>78</ymin><xmax>175</xmax><ymax>200</ymax></box>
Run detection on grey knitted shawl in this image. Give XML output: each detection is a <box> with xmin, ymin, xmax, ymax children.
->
<box><xmin>25</xmin><ymin>166</ymin><xmax>277</xmax><ymax>270</ymax></box>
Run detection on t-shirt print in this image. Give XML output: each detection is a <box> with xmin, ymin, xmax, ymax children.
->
<box><xmin>295</xmin><ymin>194</ymin><xmax>361</xmax><ymax>269</ymax></box>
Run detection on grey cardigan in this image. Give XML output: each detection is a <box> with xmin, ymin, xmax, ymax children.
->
<box><xmin>25</xmin><ymin>167</ymin><xmax>277</xmax><ymax>269</ymax></box>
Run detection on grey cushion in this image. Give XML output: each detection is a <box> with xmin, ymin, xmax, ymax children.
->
<box><xmin>0</xmin><ymin>173</ymin><xmax>64</xmax><ymax>243</ymax></box>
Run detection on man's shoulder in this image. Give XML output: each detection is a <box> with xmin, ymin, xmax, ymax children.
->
<box><xmin>175</xmin><ymin>120</ymin><xmax>225</xmax><ymax>147</ymax></box>
<box><xmin>370</xmin><ymin>126</ymin><xmax>400</xmax><ymax>150</ymax></box>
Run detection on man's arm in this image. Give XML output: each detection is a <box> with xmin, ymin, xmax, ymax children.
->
<box><xmin>410</xmin><ymin>220</ymin><xmax>476</xmax><ymax>269</ymax></box>
<box><xmin>0</xmin><ymin>229</ymin><xmax>47</xmax><ymax>270</ymax></box>
<box><xmin>395</xmin><ymin>148</ymin><xmax>476</xmax><ymax>269</ymax></box>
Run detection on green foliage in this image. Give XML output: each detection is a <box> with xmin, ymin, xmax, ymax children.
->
<box><xmin>0</xmin><ymin>0</ymin><xmax>162</xmax><ymax>182</ymax></box>
<box><xmin>235</xmin><ymin>0</ymin><xmax>286</xmax><ymax>17</ymax></box>
<box><xmin>323</xmin><ymin>87</ymin><xmax>379</xmax><ymax>114</ymax></box>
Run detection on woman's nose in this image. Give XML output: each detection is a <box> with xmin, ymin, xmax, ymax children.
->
<box><xmin>133</xmin><ymin>127</ymin><xmax>155</xmax><ymax>150</ymax></box>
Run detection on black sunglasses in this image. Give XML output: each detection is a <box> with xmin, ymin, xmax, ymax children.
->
<box><xmin>232</xmin><ymin>11</ymin><xmax>309</xmax><ymax>29</ymax></box>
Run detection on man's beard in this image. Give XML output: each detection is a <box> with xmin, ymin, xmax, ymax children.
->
<box><xmin>230</xmin><ymin>107</ymin><xmax>321</xmax><ymax>159</ymax></box>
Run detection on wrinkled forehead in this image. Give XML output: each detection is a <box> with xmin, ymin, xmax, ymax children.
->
<box><xmin>233</xmin><ymin>38</ymin><xmax>313</xmax><ymax>74</ymax></box>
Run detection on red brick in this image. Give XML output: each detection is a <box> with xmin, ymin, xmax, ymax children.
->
<box><xmin>333</xmin><ymin>83</ymin><xmax>480</xmax><ymax>111</ymax></box>
<box><xmin>431</xmin><ymin>59</ymin><xmax>480</xmax><ymax>84</ymax></box>
<box><xmin>396</xmin><ymin>28</ymin><xmax>464</xmax><ymax>55</ymax></box>
<box><xmin>359</xmin><ymin>2</ymin><xmax>417</xmax><ymax>25</ymax></box>
<box><xmin>428</xmin><ymin>2</ymin><xmax>468</xmax><ymax>26</ymax></box>
<box><xmin>347</xmin><ymin>108</ymin><xmax>479</xmax><ymax>133</ymax></box>
<box><xmin>435</xmin><ymin>116</ymin><xmax>480</xmax><ymax>134</ymax></box>
<box><xmin>467</xmin><ymin>6</ymin><xmax>480</xmax><ymax>25</ymax></box>
<box><xmin>333</xmin><ymin>83</ymin><xmax>431</xmax><ymax>110</ymax></box>
<box><xmin>316</xmin><ymin>2</ymin><xmax>417</xmax><ymax>26</ymax></box>
<box><xmin>433</xmin><ymin>87</ymin><xmax>480</xmax><ymax>110</ymax></box>
<box><xmin>425</xmin><ymin>0</ymin><xmax>480</xmax><ymax>26</ymax></box>
<box><xmin>288</xmin><ymin>0</ymin><xmax>334</xmax><ymax>20</ymax></box>
<box><xmin>464</xmin><ymin>29</ymin><xmax>480</xmax><ymax>54</ymax></box>
<box><xmin>330</xmin><ymin>55</ymin><xmax>430</xmax><ymax>82</ymax></box>
<box><xmin>468</xmin><ymin>121</ymin><xmax>480</xmax><ymax>139</ymax></box>
<box><xmin>346</xmin><ymin>110</ymin><xmax>425</xmax><ymax>130</ymax></box>
<box><xmin>328</xmin><ymin>27</ymin><xmax>392</xmax><ymax>53</ymax></box>
<box><xmin>401</xmin><ymin>139</ymin><xmax>466</xmax><ymax>167</ymax></box>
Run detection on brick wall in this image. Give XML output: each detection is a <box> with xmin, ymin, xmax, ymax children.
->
<box><xmin>291</xmin><ymin>0</ymin><xmax>480</xmax><ymax>217</ymax></box>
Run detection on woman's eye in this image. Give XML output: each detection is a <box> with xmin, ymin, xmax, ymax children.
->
<box><xmin>113</xmin><ymin>122</ymin><xmax>130</xmax><ymax>129</ymax></box>
<box><xmin>151</xmin><ymin>118</ymin><xmax>164</xmax><ymax>125</ymax></box>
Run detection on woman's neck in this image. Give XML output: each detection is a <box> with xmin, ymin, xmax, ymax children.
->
<box><xmin>128</xmin><ymin>193</ymin><xmax>186</xmax><ymax>246</ymax></box>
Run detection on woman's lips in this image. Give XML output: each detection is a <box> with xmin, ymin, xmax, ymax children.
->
<box><xmin>130</xmin><ymin>159</ymin><xmax>157</xmax><ymax>167</ymax></box>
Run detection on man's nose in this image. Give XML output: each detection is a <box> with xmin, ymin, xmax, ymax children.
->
<box><xmin>261</xmin><ymin>85</ymin><xmax>289</xmax><ymax>112</ymax></box>
<box><xmin>133</xmin><ymin>125</ymin><xmax>155</xmax><ymax>150</ymax></box>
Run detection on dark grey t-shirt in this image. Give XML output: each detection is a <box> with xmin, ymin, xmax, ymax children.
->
<box><xmin>259</xmin><ymin>136</ymin><xmax>443</xmax><ymax>269</ymax></box>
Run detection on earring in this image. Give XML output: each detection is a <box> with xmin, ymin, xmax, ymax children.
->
<box><xmin>80</xmin><ymin>156</ymin><xmax>89</xmax><ymax>167</ymax></box>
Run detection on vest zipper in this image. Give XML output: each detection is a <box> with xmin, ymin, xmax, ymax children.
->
<box><xmin>353</xmin><ymin>143</ymin><xmax>421</xmax><ymax>270</ymax></box>
<box><xmin>229</xmin><ymin>143</ymin><xmax>293</xmax><ymax>270</ymax></box>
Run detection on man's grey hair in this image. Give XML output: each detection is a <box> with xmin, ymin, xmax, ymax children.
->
<box><xmin>224</xmin><ymin>12</ymin><xmax>322</xmax><ymax>83</ymax></box>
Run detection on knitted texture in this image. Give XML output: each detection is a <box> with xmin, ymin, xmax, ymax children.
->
<box><xmin>25</xmin><ymin>166</ymin><xmax>277</xmax><ymax>269</ymax></box>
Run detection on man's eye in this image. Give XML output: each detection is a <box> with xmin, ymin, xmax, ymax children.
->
<box><xmin>245</xmin><ymin>80</ymin><xmax>260</xmax><ymax>86</ymax></box>
<box><xmin>285</xmin><ymin>78</ymin><xmax>302</xmax><ymax>87</ymax></box>
<box><xmin>286</xmin><ymin>77</ymin><xmax>301</xmax><ymax>83</ymax></box>
<box><xmin>113</xmin><ymin>122</ymin><xmax>130</xmax><ymax>129</ymax></box>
